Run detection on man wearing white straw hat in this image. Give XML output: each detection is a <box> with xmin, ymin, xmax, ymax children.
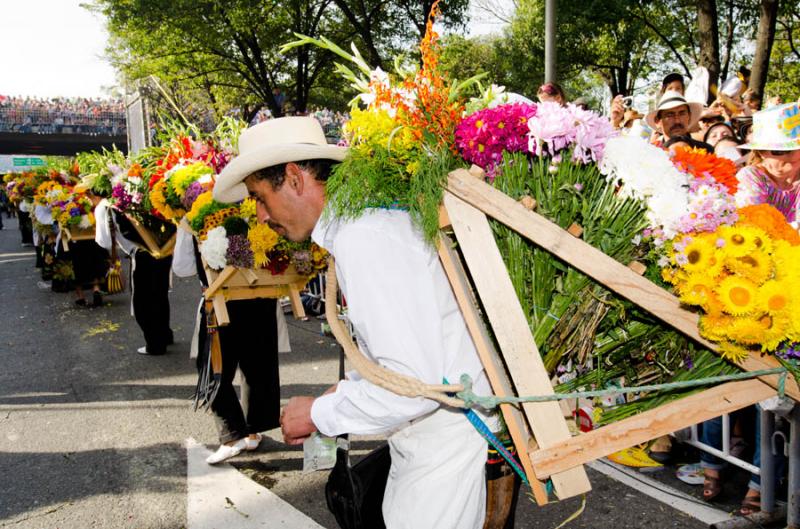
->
<box><xmin>214</xmin><ymin>116</ymin><xmax>493</xmax><ymax>528</ymax></box>
<box><xmin>646</xmin><ymin>90</ymin><xmax>703</xmax><ymax>147</ymax></box>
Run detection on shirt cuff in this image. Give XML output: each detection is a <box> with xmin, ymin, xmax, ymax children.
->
<box><xmin>310</xmin><ymin>391</ymin><xmax>342</xmax><ymax>436</ymax></box>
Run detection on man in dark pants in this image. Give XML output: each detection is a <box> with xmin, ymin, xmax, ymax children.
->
<box><xmin>132</xmin><ymin>250</ymin><xmax>174</xmax><ymax>355</ymax></box>
<box><xmin>200</xmin><ymin>298</ymin><xmax>280</xmax><ymax>463</ymax></box>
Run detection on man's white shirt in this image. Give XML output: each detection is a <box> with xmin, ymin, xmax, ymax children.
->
<box><xmin>310</xmin><ymin>207</ymin><xmax>491</xmax><ymax>436</ymax></box>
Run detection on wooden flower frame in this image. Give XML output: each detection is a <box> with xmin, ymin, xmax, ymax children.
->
<box><xmin>438</xmin><ymin>167</ymin><xmax>796</xmax><ymax>504</ymax></box>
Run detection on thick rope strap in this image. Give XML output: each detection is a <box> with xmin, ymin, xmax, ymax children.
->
<box><xmin>324</xmin><ymin>258</ymin><xmax>467</xmax><ymax>408</ymax></box>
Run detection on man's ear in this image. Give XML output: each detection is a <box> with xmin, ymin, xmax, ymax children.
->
<box><xmin>285</xmin><ymin>162</ymin><xmax>305</xmax><ymax>195</ymax></box>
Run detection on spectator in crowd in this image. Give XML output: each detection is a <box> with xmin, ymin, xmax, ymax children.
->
<box><xmin>703</xmin><ymin>122</ymin><xmax>737</xmax><ymax>148</ymax></box>
<box><xmin>660</xmin><ymin>73</ymin><xmax>685</xmax><ymax>96</ymax></box>
<box><xmin>537</xmin><ymin>82</ymin><xmax>566</xmax><ymax>106</ymax></box>
<box><xmin>645</xmin><ymin>90</ymin><xmax>703</xmax><ymax>147</ymax></box>
<box><xmin>715</xmin><ymin>136</ymin><xmax>745</xmax><ymax>166</ymax></box>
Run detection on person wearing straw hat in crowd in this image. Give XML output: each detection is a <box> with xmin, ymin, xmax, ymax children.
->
<box><xmin>736</xmin><ymin>102</ymin><xmax>800</xmax><ymax>226</ymax></box>
<box><xmin>646</xmin><ymin>90</ymin><xmax>704</xmax><ymax>148</ymax></box>
<box><xmin>214</xmin><ymin>116</ymin><xmax>495</xmax><ymax>528</ymax></box>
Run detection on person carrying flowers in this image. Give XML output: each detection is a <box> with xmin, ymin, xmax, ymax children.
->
<box><xmin>214</xmin><ymin>114</ymin><xmax>495</xmax><ymax>528</ymax></box>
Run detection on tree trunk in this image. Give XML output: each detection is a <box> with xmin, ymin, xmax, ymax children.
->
<box><xmin>697</xmin><ymin>0</ymin><xmax>721</xmax><ymax>104</ymax></box>
<box><xmin>720</xmin><ymin>0</ymin><xmax>735</xmax><ymax>83</ymax></box>
<box><xmin>749</xmin><ymin>0</ymin><xmax>780</xmax><ymax>105</ymax></box>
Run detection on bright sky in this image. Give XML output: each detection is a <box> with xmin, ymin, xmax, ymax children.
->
<box><xmin>0</xmin><ymin>1</ymin><xmax>118</xmax><ymax>98</ymax></box>
<box><xmin>0</xmin><ymin>1</ymin><xmax>513</xmax><ymax>100</ymax></box>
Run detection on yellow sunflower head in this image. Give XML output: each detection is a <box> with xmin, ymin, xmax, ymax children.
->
<box><xmin>716</xmin><ymin>276</ymin><xmax>759</xmax><ymax>316</ymax></box>
<box><xmin>772</xmin><ymin>240</ymin><xmax>800</xmax><ymax>281</ymax></box>
<box><xmin>757</xmin><ymin>314</ymin><xmax>791</xmax><ymax>352</ymax></box>
<box><xmin>699</xmin><ymin>312</ymin><xmax>735</xmax><ymax>341</ymax></box>
<box><xmin>718</xmin><ymin>225</ymin><xmax>767</xmax><ymax>258</ymax></box>
<box><xmin>674</xmin><ymin>235</ymin><xmax>718</xmax><ymax>274</ymax></box>
<box><xmin>723</xmin><ymin>249</ymin><xmax>773</xmax><ymax>285</ymax></box>
<box><xmin>726</xmin><ymin>316</ymin><xmax>771</xmax><ymax>346</ymax></box>
<box><xmin>757</xmin><ymin>280</ymin><xmax>792</xmax><ymax>316</ymax></box>
<box><xmin>718</xmin><ymin>342</ymin><xmax>751</xmax><ymax>363</ymax></box>
<box><xmin>678</xmin><ymin>273</ymin><xmax>718</xmax><ymax>309</ymax></box>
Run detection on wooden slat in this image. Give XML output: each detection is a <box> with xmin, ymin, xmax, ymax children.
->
<box><xmin>444</xmin><ymin>192</ymin><xmax>592</xmax><ymax>499</ymax></box>
<box><xmin>126</xmin><ymin>215</ymin><xmax>161</xmax><ymax>255</ymax></box>
<box><xmin>212</xmin><ymin>293</ymin><xmax>230</xmax><ymax>326</ymax></box>
<box><xmin>240</xmin><ymin>268</ymin><xmax>259</xmax><ymax>285</ymax></box>
<box><xmin>157</xmin><ymin>233</ymin><xmax>177</xmax><ymax>257</ymax></box>
<box><xmin>530</xmin><ymin>379</ymin><xmax>776</xmax><ymax>478</ymax></box>
<box><xmin>437</xmin><ymin>230</ymin><xmax>549</xmax><ymax>505</ymax></box>
<box><xmin>205</xmin><ymin>266</ymin><xmax>237</xmax><ymax>299</ymax></box>
<box><xmin>224</xmin><ymin>285</ymin><xmax>289</xmax><ymax>301</ymax></box>
<box><xmin>446</xmin><ymin>169</ymin><xmax>800</xmax><ymax>402</ymax></box>
<box><xmin>288</xmin><ymin>284</ymin><xmax>306</xmax><ymax>319</ymax></box>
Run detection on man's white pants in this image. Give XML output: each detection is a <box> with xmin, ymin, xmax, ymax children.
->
<box><xmin>383</xmin><ymin>407</ymin><xmax>487</xmax><ymax>528</ymax></box>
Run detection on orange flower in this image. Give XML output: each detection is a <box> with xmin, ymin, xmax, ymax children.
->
<box><xmin>738</xmin><ymin>204</ymin><xmax>800</xmax><ymax>245</ymax></box>
<box><xmin>672</xmin><ymin>146</ymin><xmax>738</xmax><ymax>194</ymax></box>
<box><xmin>128</xmin><ymin>163</ymin><xmax>143</xmax><ymax>177</ymax></box>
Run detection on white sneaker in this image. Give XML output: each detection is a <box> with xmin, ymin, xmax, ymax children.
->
<box><xmin>206</xmin><ymin>438</ymin><xmax>248</xmax><ymax>464</ymax></box>
<box><xmin>245</xmin><ymin>433</ymin><xmax>263</xmax><ymax>451</ymax></box>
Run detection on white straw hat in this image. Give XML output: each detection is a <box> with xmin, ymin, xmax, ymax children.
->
<box><xmin>645</xmin><ymin>90</ymin><xmax>703</xmax><ymax>130</ymax></box>
<box><xmin>213</xmin><ymin>116</ymin><xmax>348</xmax><ymax>203</ymax></box>
<box><xmin>739</xmin><ymin>102</ymin><xmax>800</xmax><ymax>151</ymax></box>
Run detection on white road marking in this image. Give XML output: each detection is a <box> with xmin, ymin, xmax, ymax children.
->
<box><xmin>186</xmin><ymin>437</ymin><xmax>326</xmax><ymax>529</ymax></box>
<box><xmin>588</xmin><ymin>459</ymin><xmax>732</xmax><ymax>526</ymax></box>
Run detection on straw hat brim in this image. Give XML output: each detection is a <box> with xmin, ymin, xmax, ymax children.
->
<box><xmin>213</xmin><ymin>143</ymin><xmax>348</xmax><ymax>203</ymax></box>
<box><xmin>645</xmin><ymin>101</ymin><xmax>703</xmax><ymax>130</ymax></box>
<box><xmin>738</xmin><ymin>141</ymin><xmax>800</xmax><ymax>151</ymax></box>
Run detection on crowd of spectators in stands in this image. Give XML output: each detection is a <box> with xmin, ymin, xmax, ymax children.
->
<box><xmin>0</xmin><ymin>95</ymin><xmax>126</xmax><ymax>136</ymax></box>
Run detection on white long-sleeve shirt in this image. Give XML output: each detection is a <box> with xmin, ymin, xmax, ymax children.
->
<box><xmin>309</xmin><ymin>208</ymin><xmax>491</xmax><ymax>436</ymax></box>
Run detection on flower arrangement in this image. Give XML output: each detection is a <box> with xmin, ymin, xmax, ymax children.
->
<box><xmin>662</xmin><ymin>203</ymin><xmax>800</xmax><ymax>361</ymax></box>
<box><xmin>194</xmin><ymin>196</ymin><xmax>327</xmax><ymax>275</ymax></box>
<box><xmin>50</xmin><ymin>191</ymin><xmax>96</xmax><ymax>229</ymax></box>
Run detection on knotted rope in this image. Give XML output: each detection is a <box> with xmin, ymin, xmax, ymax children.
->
<box><xmin>324</xmin><ymin>258</ymin><xmax>467</xmax><ymax>408</ymax></box>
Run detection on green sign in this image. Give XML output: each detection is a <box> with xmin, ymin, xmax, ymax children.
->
<box><xmin>12</xmin><ymin>157</ymin><xmax>45</xmax><ymax>167</ymax></box>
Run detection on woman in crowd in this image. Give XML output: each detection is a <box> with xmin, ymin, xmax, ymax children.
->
<box><xmin>703</xmin><ymin>102</ymin><xmax>800</xmax><ymax>515</ymax></box>
<box><xmin>537</xmin><ymin>82</ymin><xmax>566</xmax><ymax>106</ymax></box>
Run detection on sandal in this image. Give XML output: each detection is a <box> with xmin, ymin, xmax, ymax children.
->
<box><xmin>702</xmin><ymin>472</ymin><xmax>723</xmax><ymax>502</ymax></box>
<box><xmin>739</xmin><ymin>494</ymin><xmax>761</xmax><ymax>516</ymax></box>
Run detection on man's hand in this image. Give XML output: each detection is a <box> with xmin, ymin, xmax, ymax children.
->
<box><xmin>280</xmin><ymin>396</ymin><xmax>317</xmax><ymax>445</ymax></box>
<box><xmin>610</xmin><ymin>95</ymin><xmax>625</xmax><ymax>129</ymax></box>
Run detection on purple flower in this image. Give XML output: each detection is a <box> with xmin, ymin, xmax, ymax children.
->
<box><xmin>569</xmin><ymin>104</ymin><xmax>616</xmax><ymax>163</ymax></box>
<box><xmin>291</xmin><ymin>249</ymin><xmax>313</xmax><ymax>276</ymax></box>
<box><xmin>527</xmin><ymin>102</ymin><xmax>576</xmax><ymax>157</ymax></box>
<box><xmin>69</xmin><ymin>206</ymin><xmax>81</xmax><ymax>217</ymax></box>
<box><xmin>182</xmin><ymin>181</ymin><xmax>204</xmax><ymax>209</ymax></box>
<box><xmin>684</xmin><ymin>355</ymin><xmax>694</xmax><ymax>370</ymax></box>
<box><xmin>225</xmin><ymin>235</ymin><xmax>254</xmax><ymax>269</ymax></box>
<box><xmin>111</xmin><ymin>183</ymin><xmax>132</xmax><ymax>210</ymax></box>
<box><xmin>777</xmin><ymin>342</ymin><xmax>800</xmax><ymax>360</ymax></box>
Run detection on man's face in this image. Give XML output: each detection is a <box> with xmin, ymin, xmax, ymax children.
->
<box><xmin>245</xmin><ymin>168</ymin><xmax>317</xmax><ymax>242</ymax></box>
<box><xmin>657</xmin><ymin>105</ymin><xmax>691</xmax><ymax>138</ymax></box>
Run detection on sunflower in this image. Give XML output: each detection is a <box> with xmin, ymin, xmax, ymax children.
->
<box><xmin>675</xmin><ymin>236</ymin><xmax>718</xmax><ymax>274</ymax></box>
<box><xmin>699</xmin><ymin>312</ymin><xmax>735</xmax><ymax>341</ymax></box>
<box><xmin>718</xmin><ymin>225</ymin><xmax>765</xmax><ymax>258</ymax></box>
<box><xmin>772</xmin><ymin>240</ymin><xmax>800</xmax><ymax>281</ymax></box>
<box><xmin>758</xmin><ymin>314</ymin><xmax>791</xmax><ymax>352</ymax></box>
<box><xmin>723</xmin><ymin>250</ymin><xmax>773</xmax><ymax>285</ymax></box>
<box><xmin>239</xmin><ymin>198</ymin><xmax>257</xmax><ymax>220</ymax></box>
<box><xmin>757</xmin><ymin>280</ymin><xmax>792</xmax><ymax>315</ymax></box>
<box><xmin>248</xmin><ymin>223</ymin><xmax>279</xmax><ymax>268</ymax></box>
<box><xmin>678</xmin><ymin>273</ymin><xmax>717</xmax><ymax>308</ymax></box>
<box><xmin>716</xmin><ymin>276</ymin><xmax>759</xmax><ymax>315</ymax></box>
<box><xmin>718</xmin><ymin>342</ymin><xmax>750</xmax><ymax>363</ymax></box>
<box><xmin>726</xmin><ymin>316</ymin><xmax>770</xmax><ymax>346</ymax></box>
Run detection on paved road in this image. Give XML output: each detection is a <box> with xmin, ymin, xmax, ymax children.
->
<box><xmin>0</xmin><ymin>216</ymin><xmax>729</xmax><ymax>529</ymax></box>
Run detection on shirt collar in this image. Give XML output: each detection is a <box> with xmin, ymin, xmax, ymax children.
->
<box><xmin>310</xmin><ymin>204</ymin><xmax>341</xmax><ymax>252</ymax></box>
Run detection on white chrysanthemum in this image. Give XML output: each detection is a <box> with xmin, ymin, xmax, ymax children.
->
<box><xmin>78</xmin><ymin>214</ymin><xmax>93</xmax><ymax>229</ymax></box>
<box><xmin>200</xmin><ymin>227</ymin><xmax>229</xmax><ymax>270</ymax></box>
<box><xmin>599</xmin><ymin>136</ymin><xmax>690</xmax><ymax>237</ymax></box>
<box><xmin>19</xmin><ymin>200</ymin><xmax>32</xmax><ymax>213</ymax></box>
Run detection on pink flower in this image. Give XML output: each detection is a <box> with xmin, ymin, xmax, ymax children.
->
<box><xmin>455</xmin><ymin>103</ymin><xmax>537</xmax><ymax>176</ymax></box>
<box><xmin>527</xmin><ymin>102</ymin><xmax>575</xmax><ymax>157</ymax></box>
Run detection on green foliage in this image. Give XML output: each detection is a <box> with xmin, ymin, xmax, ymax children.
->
<box><xmin>324</xmin><ymin>146</ymin><xmax>460</xmax><ymax>243</ymax></box>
